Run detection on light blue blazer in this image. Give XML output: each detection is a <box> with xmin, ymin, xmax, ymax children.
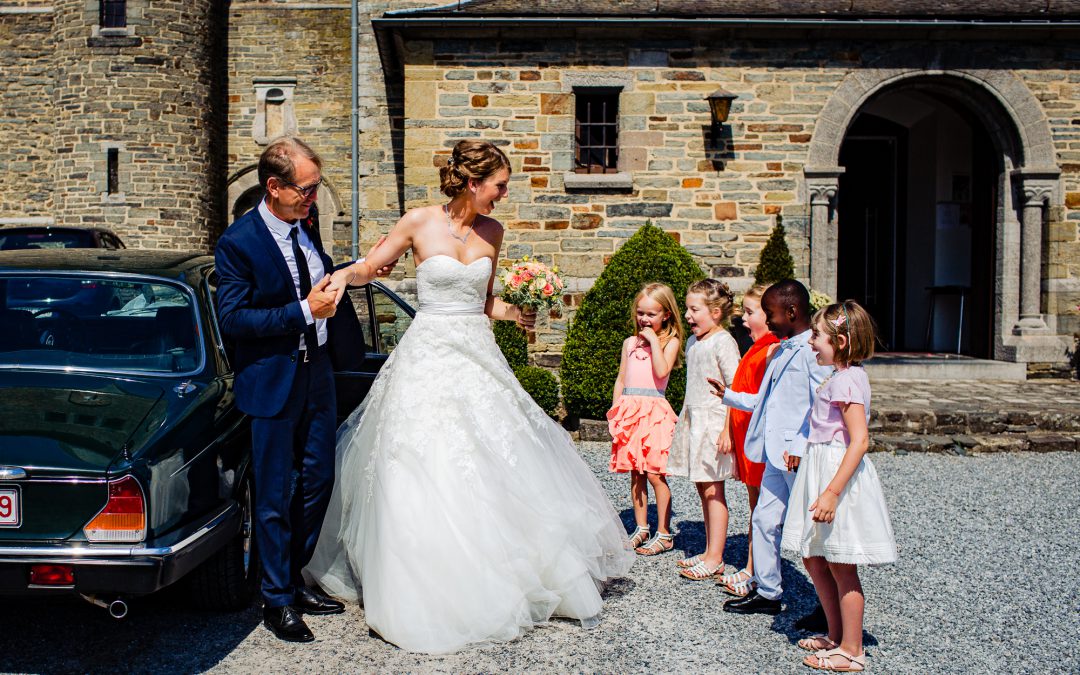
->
<box><xmin>723</xmin><ymin>329</ymin><xmax>832</xmax><ymax>470</ymax></box>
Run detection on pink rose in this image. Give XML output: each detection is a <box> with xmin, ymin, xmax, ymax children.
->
<box><xmin>510</xmin><ymin>275</ymin><xmax>523</xmax><ymax>287</ymax></box>
<box><xmin>542</xmin><ymin>283</ymin><xmax>554</xmax><ymax>297</ymax></box>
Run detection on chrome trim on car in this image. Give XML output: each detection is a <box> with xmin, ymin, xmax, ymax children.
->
<box><xmin>0</xmin><ymin>467</ymin><xmax>27</xmax><ymax>481</ymax></box>
<box><xmin>0</xmin><ymin>502</ymin><xmax>238</xmax><ymax>559</ymax></box>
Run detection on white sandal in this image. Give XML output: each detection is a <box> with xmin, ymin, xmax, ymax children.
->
<box><xmin>628</xmin><ymin>525</ymin><xmax>650</xmax><ymax>549</ymax></box>
<box><xmin>717</xmin><ymin>567</ymin><xmax>755</xmax><ymax>596</ymax></box>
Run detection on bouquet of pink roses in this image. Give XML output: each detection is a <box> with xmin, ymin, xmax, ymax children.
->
<box><xmin>500</xmin><ymin>256</ymin><xmax>565</xmax><ymax>317</ymax></box>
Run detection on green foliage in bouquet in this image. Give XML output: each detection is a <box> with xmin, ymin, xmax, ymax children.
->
<box><xmin>754</xmin><ymin>216</ymin><xmax>795</xmax><ymax>285</ymax></box>
<box><xmin>561</xmin><ymin>222</ymin><xmax>705</xmax><ymax>420</ymax></box>
<box><xmin>513</xmin><ymin>365</ymin><xmax>561</xmax><ymax>419</ymax></box>
<box><xmin>493</xmin><ymin>320</ymin><xmax>528</xmax><ymax>369</ymax></box>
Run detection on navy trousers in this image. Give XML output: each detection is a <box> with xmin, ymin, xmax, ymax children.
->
<box><xmin>250</xmin><ymin>349</ymin><xmax>336</xmax><ymax>608</ymax></box>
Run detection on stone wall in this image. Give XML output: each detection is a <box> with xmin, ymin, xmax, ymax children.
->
<box><xmin>48</xmin><ymin>0</ymin><xmax>225</xmax><ymax>250</ymax></box>
<box><xmin>0</xmin><ymin>7</ymin><xmax>54</xmax><ymax>220</ymax></box>
<box><xmin>397</xmin><ymin>36</ymin><xmax>1080</xmax><ymax>363</ymax></box>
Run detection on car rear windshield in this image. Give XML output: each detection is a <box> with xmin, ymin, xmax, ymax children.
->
<box><xmin>0</xmin><ymin>275</ymin><xmax>202</xmax><ymax>375</ymax></box>
<box><xmin>0</xmin><ymin>230</ymin><xmax>96</xmax><ymax>250</ymax></box>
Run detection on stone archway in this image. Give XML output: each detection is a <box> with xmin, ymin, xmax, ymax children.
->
<box><xmin>224</xmin><ymin>165</ymin><xmax>341</xmax><ymax>253</ymax></box>
<box><xmin>804</xmin><ymin>64</ymin><xmax>1064</xmax><ymax>363</ymax></box>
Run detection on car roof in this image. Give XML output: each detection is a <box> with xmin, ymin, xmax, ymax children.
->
<box><xmin>0</xmin><ymin>226</ymin><xmax>118</xmax><ymax>235</ymax></box>
<box><xmin>0</xmin><ymin>249</ymin><xmax>213</xmax><ymax>277</ymax></box>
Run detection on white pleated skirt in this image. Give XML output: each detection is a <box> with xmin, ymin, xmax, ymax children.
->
<box><xmin>782</xmin><ymin>439</ymin><xmax>897</xmax><ymax>565</ymax></box>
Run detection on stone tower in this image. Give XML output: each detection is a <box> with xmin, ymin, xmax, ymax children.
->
<box><xmin>49</xmin><ymin>0</ymin><xmax>226</xmax><ymax>250</ymax></box>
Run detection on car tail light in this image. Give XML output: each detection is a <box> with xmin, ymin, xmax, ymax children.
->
<box><xmin>83</xmin><ymin>476</ymin><xmax>145</xmax><ymax>543</ymax></box>
<box><xmin>30</xmin><ymin>564</ymin><xmax>74</xmax><ymax>585</ymax></box>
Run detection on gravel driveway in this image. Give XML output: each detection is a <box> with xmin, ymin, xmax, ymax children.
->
<box><xmin>3</xmin><ymin>444</ymin><xmax>1078</xmax><ymax>674</ymax></box>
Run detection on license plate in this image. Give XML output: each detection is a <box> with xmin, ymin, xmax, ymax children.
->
<box><xmin>0</xmin><ymin>487</ymin><xmax>20</xmax><ymax>527</ymax></box>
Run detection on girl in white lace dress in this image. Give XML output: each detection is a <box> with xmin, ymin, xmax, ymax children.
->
<box><xmin>667</xmin><ymin>279</ymin><xmax>742</xmax><ymax>580</ymax></box>
<box><xmin>307</xmin><ymin>140</ymin><xmax>634</xmax><ymax>654</ymax></box>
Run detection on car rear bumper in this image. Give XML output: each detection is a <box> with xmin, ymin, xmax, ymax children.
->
<box><xmin>0</xmin><ymin>502</ymin><xmax>240</xmax><ymax>596</ymax></box>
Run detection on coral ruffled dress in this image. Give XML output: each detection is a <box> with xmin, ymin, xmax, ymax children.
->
<box><xmin>729</xmin><ymin>333</ymin><xmax>779</xmax><ymax>487</ymax></box>
<box><xmin>607</xmin><ymin>340</ymin><xmax>677</xmax><ymax>475</ymax></box>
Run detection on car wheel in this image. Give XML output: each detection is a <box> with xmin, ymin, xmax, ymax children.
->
<box><xmin>188</xmin><ymin>474</ymin><xmax>259</xmax><ymax>611</ymax></box>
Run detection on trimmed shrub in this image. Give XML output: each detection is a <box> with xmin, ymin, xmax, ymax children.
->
<box><xmin>514</xmin><ymin>365</ymin><xmax>561</xmax><ymax>418</ymax></box>
<box><xmin>754</xmin><ymin>216</ymin><xmax>795</xmax><ymax>285</ymax></box>
<box><xmin>493</xmin><ymin>320</ymin><xmax>528</xmax><ymax>369</ymax></box>
<box><xmin>561</xmin><ymin>222</ymin><xmax>706</xmax><ymax>420</ymax></box>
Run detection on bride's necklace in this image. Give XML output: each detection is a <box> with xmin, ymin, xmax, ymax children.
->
<box><xmin>444</xmin><ymin>204</ymin><xmax>474</xmax><ymax>244</ymax></box>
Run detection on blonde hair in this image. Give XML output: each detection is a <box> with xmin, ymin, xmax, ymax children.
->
<box><xmin>742</xmin><ymin>284</ymin><xmax>769</xmax><ymax>303</ymax></box>
<box><xmin>811</xmin><ymin>300</ymin><xmax>876</xmax><ymax>366</ymax></box>
<box><xmin>439</xmin><ymin>140</ymin><xmax>511</xmax><ymax>198</ymax></box>
<box><xmin>687</xmin><ymin>278</ymin><xmax>735</xmax><ymax>325</ymax></box>
<box><xmin>631</xmin><ymin>282</ymin><xmax>685</xmax><ymax>368</ymax></box>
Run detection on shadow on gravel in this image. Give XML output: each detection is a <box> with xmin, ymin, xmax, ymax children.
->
<box><xmin>0</xmin><ymin>587</ymin><xmax>259</xmax><ymax>673</ymax></box>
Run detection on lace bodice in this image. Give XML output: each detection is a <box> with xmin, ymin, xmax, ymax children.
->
<box><xmin>415</xmin><ymin>254</ymin><xmax>491</xmax><ymax>312</ymax></box>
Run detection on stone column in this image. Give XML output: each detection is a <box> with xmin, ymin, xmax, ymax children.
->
<box><xmin>1011</xmin><ymin>170</ymin><xmax>1058</xmax><ymax>334</ymax></box>
<box><xmin>804</xmin><ymin>168</ymin><xmax>843</xmax><ymax>297</ymax></box>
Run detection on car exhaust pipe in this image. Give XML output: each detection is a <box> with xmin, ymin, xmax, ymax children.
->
<box><xmin>80</xmin><ymin>593</ymin><xmax>129</xmax><ymax>619</ymax></box>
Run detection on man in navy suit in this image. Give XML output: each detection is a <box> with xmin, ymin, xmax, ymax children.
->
<box><xmin>215</xmin><ymin>137</ymin><xmax>347</xmax><ymax>642</ymax></box>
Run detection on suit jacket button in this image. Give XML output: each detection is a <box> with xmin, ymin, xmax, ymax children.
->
<box><xmin>290</xmin><ymin>354</ymin><xmax>297</xmax><ymax>363</ymax></box>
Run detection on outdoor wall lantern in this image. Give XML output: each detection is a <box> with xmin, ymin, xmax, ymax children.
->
<box><xmin>706</xmin><ymin>88</ymin><xmax>737</xmax><ymax>129</ymax></box>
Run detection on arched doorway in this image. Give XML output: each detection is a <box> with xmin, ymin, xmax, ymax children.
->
<box><xmin>804</xmin><ymin>65</ymin><xmax>1065</xmax><ymax>364</ymax></box>
<box><xmin>224</xmin><ymin>165</ymin><xmax>342</xmax><ymax>256</ymax></box>
<box><xmin>837</xmin><ymin>85</ymin><xmax>997</xmax><ymax>357</ymax></box>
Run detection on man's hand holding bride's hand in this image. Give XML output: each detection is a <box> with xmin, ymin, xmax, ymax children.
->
<box><xmin>308</xmin><ymin>275</ymin><xmax>338</xmax><ymax>319</ymax></box>
<box><xmin>516</xmin><ymin>306</ymin><xmax>537</xmax><ymax>330</ymax></box>
<box><xmin>326</xmin><ymin>267</ymin><xmax>356</xmax><ymax>305</ymax></box>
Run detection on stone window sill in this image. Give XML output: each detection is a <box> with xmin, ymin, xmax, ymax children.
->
<box><xmin>563</xmin><ymin>172</ymin><xmax>634</xmax><ymax>191</ymax></box>
<box><xmin>100</xmin><ymin>193</ymin><xmax>128</xmax><ymax>205</ymax></box>
<box><xmin>88</xmin><ymin>25</ymin><xmax>141</xmax><ymax>48</ymax></box>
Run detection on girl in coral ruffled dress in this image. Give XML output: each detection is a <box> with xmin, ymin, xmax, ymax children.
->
<box><xmin>607</xmin><ymin>283</ymin><xmax>684</xmax><ymax>556</ymax></box>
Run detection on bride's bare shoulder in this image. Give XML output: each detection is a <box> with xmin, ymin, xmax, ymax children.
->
<box><xmin>401</xmin><ymin>204</ymin><xmax>442</xmax><ymax>225</ymax></box>
<box><xmin>476</xmin><ymin>214</ymin><xmax>504</xmax><ymax>235</ymax></box>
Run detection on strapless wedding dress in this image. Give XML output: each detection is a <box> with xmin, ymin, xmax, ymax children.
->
<box><xmin>305</xmin><ymin>254</ymin><xmax>634</xmax><ymax>654</ymax></box>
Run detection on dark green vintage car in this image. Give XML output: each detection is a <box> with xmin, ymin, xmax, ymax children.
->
<box><xmin>0</xmin><ymin>249</ymin><xmax>414</xmax><ymax>616</ymax></box>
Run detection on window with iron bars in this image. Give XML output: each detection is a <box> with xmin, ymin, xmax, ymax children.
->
<box><xmin>574</xmin><ymin>89</ymin><xmax>620</xmax><ymax>174</ymax></box>
<box><xmin>100</xmin><ymin>0</ymin><xmax>126</xmax><ymax>29</ymax></box>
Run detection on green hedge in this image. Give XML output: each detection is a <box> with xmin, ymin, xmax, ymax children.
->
<box><xmin>560</xmin><ymin>222</ymin><xmax>705</xmax><ymax>420</ymax></box>
<box><xmin>493</xmin><ymin>320</ymin><xmax>528</xmax><ymax>369</ymax></box>
<box><xmin>754</xmin><ymin>216</ymin><xmax>795</xmax><ymax>285</ymax></box>
<box><xmin>493</xmin><ymin>321</ymin><xmax>561</xmax><ymax>417</ymax></box>
<box><xmin>513</xmin><ymin>365</ymin><xmax>561</xmax><ymax>418</ymax></box>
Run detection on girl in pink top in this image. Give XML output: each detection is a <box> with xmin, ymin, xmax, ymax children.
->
<box><xmin>607</xmin><ymin>283</ymin><xmax>683</xmax><ymax>556</ymax></box>
<box><xmin>781</xmin><ymin>301</ymin><xmax>896</xmax><ymax>672</ymax></box>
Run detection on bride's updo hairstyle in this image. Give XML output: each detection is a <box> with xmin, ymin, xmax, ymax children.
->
<box><xmin>439</xmin><ymin>140</ymin><xmax>511</xmax><ymax>198</ymax></box>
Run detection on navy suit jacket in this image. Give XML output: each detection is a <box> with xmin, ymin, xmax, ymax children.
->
<box><xmin>215</xmin><ymin>207</ymin><xmax>334</xmax><ymax>418</ymax></box>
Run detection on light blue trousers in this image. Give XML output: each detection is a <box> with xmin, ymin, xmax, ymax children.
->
<box><xmin>750</xmin><ymin>463</ymin><xmax>797</xmax><ymax>600</ymax></box>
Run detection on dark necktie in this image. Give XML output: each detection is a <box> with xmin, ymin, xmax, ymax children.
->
<box><xmin>289</xmin><ymin>226</ymin><xmax>319</xmax><ymax>350</ymax></box>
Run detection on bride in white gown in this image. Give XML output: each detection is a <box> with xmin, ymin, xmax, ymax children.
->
<box><xmin>307</xmin><ymin>140</ymin><xmax>634</xmax><ymax>654</ymax></box>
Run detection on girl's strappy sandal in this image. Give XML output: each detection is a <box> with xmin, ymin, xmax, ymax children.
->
<box><xmin>678</xmin><ymin>559</ymin><xmax>723</xmax><ymax>580</ymax></box>
<box><xmin>635</xmin><ymin>532</ymin><xmax>674</xmax><ymax>556</ymax></box>
<box><xmin>628</xmin><ymin>525</ymin><xmax>651</xmax><ymax>549</ymax></box>
<box><xmin>803</xmin><ymin>648</ymin><xmax>866</xmax><ymax>672</ymax></box>
<box><xmin>717</xmin><ymin>567</ymin><xmax>755</xmax><ymax>597</ymax></box>
<box><xmin>797</xmin><ymin>636</ymin><xmax>839</xmax><ymax>653</ymax></box>
<box><xmin>676</xmin><ymin>554</ymin><xmax>702</xmax><ymax>569</ymax></box>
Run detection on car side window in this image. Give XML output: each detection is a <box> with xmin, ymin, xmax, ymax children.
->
<box><xmin>339</xmin><ymin>287</ymin><xmax>374</xmax><ymax>353</ymax></box>
<box><xmin>371</xmin><ymin>286</ymin><xmax>412</xmax><ymax>354</ymax></box>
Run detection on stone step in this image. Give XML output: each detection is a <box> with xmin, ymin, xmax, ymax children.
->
<box><xmin>864</xmin><ymin>356</ymin><xmax>1027</xmax><ymax>381</ymax></box>
<box><xmin>572</xmin><ymin>418</ymin><xmax>1080</xmax><ymax>451</ymax></box>
<box><xmin>870</xmin><ymin>407</ymin><xmax>1080</xmax><ymax>434</ymax></box>
<box><xmin>870</xmin><ymin>432</ymin><xmax>1080</xmax><ymax>454</ymax></box>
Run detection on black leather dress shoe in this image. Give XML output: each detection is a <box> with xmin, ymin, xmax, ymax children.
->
<box><xmin>263</xmin><ymin>605</ymin><xmax>315</xmax><ymax>642</ymax></box>
<box><xmin>294</xmin><ymin>586</ymin><xmax>345</xmax><ymax>615</ymax></box>
<box><xmin>723</xmin><ymin>589</ymin><xmax>782</xmax><ymax>615</ymax></box>
<box><xmin>794</xmin><ymin>602</ymin><xmax>828</xmax><ymax>632</ymax></box>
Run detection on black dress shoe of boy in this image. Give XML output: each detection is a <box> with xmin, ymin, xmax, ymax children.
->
<box><xmin>794</xmin><ymin>602</ymin><xmax>828</xmax><ymax>632</ymax></box>
<box><xmin>263</xmin><ymin>605</ymin><xmax>315</xmax><ymax>642</ymax></box>
<box><xmin>723</xmin><ymin>589</ymin><xmax>782</xmax><ymax>615</ymax></box>
<box><xmin>294</xmin><ymin>586</ymin><xmax>346</xmax><ymax>615</ymax></box>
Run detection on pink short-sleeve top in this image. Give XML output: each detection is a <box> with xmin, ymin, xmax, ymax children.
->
<box><xmin>806</xmin><ymin>366</ymin><xmax>872</xmax><ymax>446</ymax></box>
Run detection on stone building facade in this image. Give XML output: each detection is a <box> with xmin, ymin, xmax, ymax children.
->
<box><xmin>2</xmin><ymin>0</ymin><xmax>1078</xmax><ymax>372</ymax></box>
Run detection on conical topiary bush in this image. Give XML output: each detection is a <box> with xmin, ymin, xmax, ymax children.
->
<box><xmin>561</xmin><ymin>222</ymin><xmax>705</xmax><ymax>420</ymax></box>
<box><xmin>754</xmin><ymin>216</ymin><xmax>795</xmax><ymax>285</ymax></box>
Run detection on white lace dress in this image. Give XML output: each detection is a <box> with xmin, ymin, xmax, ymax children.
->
<box><xmin>304</xmin><ymin>254</ymin><xmax>634</xmax><ymax>654</ymax></box>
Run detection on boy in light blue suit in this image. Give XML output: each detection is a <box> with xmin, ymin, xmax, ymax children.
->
<box><xmin>710</xmin><ymin>280</ymin><xmax>831</xmax><ymax>615</ymax></box>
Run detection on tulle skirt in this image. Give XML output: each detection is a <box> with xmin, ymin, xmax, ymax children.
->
<box><xmin>304</xmin><ymin>312</ymin><xmax>634</xmax><ymax>654</ymax></box>
<box><xmin>781</xmin><ymin>440</ymin><xmax>898</xmax><ymax>565</ymax></box>
<box><xmin>606</xmin><ymin>394</ymin><xmax>676</xmax><ymax>475</ymax></box>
